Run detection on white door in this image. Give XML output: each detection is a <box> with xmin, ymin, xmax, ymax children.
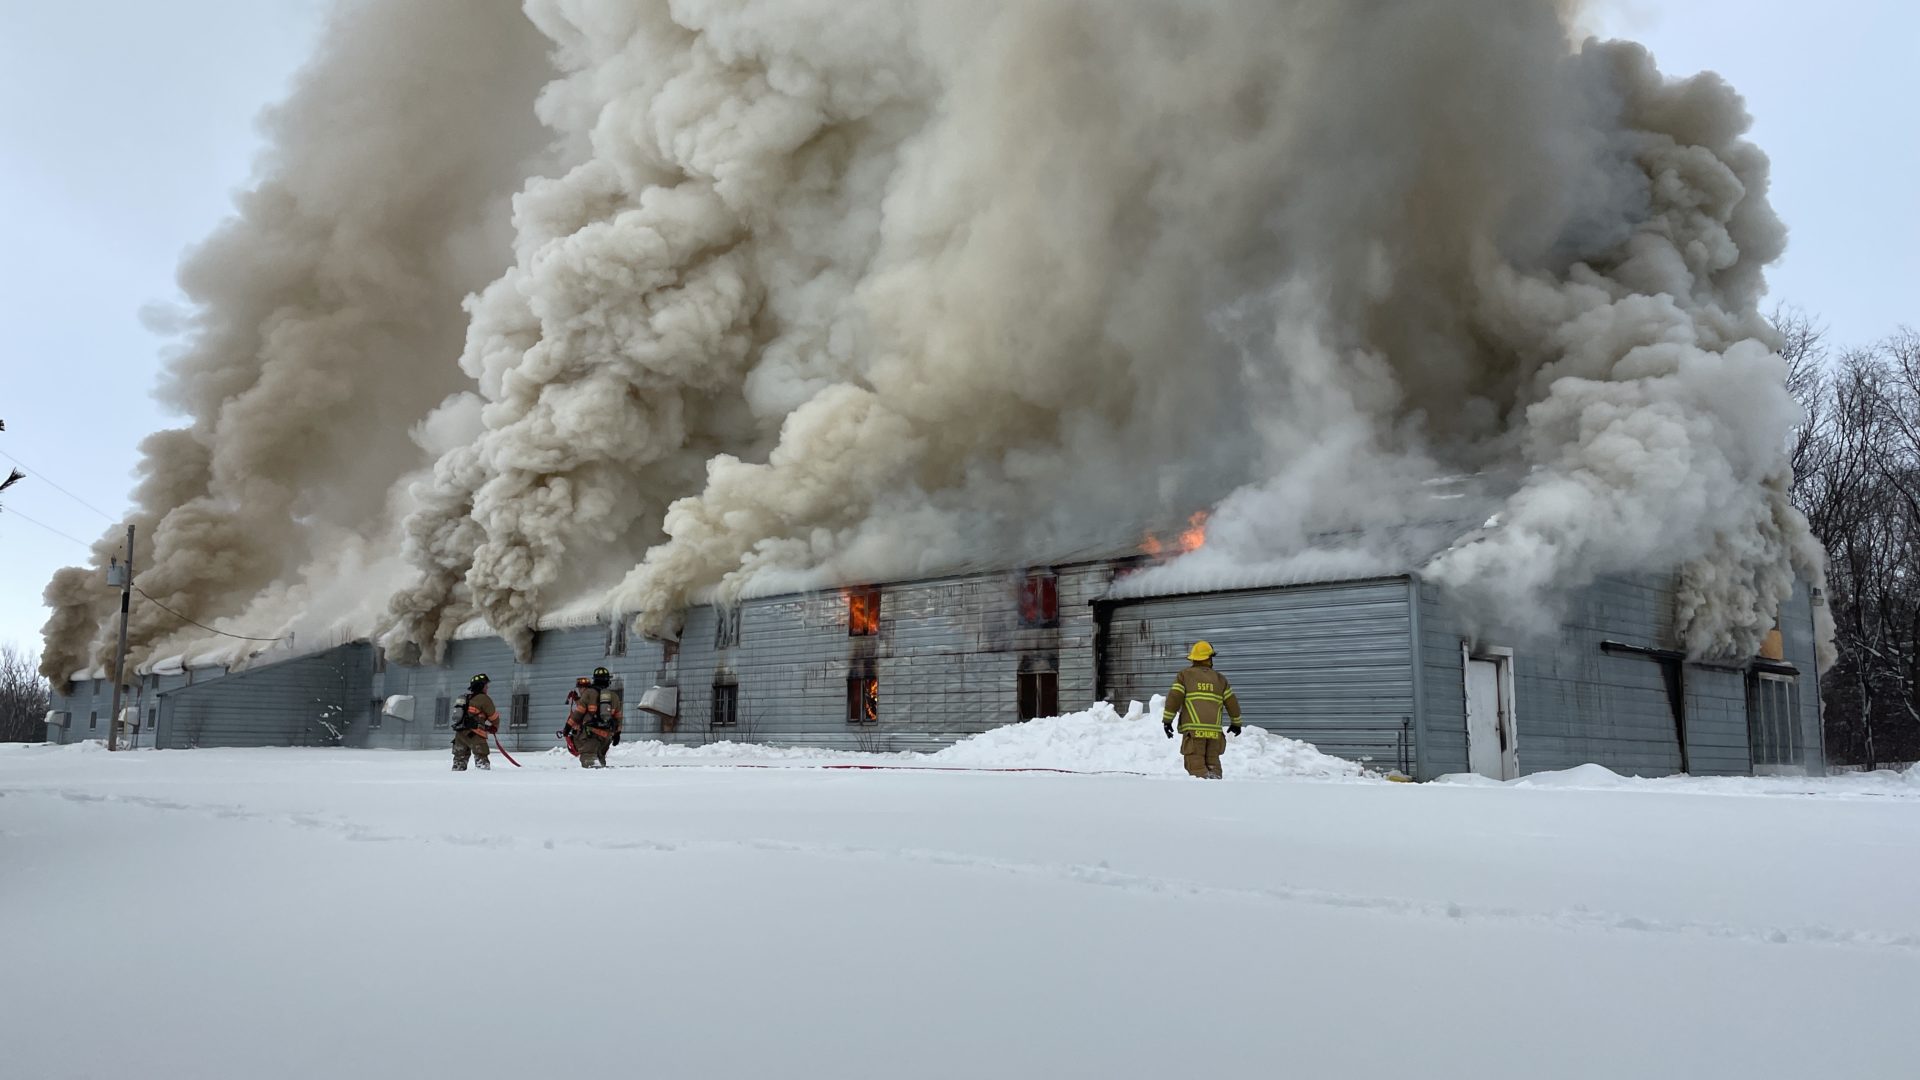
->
<box><xmin>1465</xmin><ymin>658</ymin><xmax>1508</xmax><ymax>779</ymax></box>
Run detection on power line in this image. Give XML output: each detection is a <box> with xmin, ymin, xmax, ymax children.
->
<box><xmin>132</xmin><ymin>586</ymin><xmax>289</xmax><ymax>643</ymax></box>
<box><xmin>0</xmin><ymin>504</ymin><xmax>100</xmax><ymax>551</ymax></box>
<box><xmin>0</xmin><ymin>448</ymin><xmax>119</xmax><ymax>524</ymax></box>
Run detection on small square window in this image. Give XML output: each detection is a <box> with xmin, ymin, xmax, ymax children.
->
<box><xmin>712</xmin><ymin>683</ymin><xmax>739</xmax><ymax>728</ymax></box>
<box><xmin>848</xmin><ymin>587</ymin><xmax>881</xmax><ymax>637</ymax></box>
<box><xmin>433</xmin><ymin>695</ymin><xmax>452</xmax><ymax>730</ymax></box>
<box><xmin>1018</xmin><ymin>573</ymin><xmax>1059</xmax><ymax>629</ymax></box>
<box><xmin>510</xmin><ymin>691</ymin><xmax>531</xmax><ymax>730</ymax></box>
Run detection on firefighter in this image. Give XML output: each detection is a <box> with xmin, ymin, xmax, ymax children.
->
<box><xmin>557</xmin><ymin>676</ymin><xmax>592</xmax><ymax>756</ymax></box>
<box><xmin>451</xmin><ymin>673</ymin><xmax>499</xmax><ymax>772</ymax></box>
<box><xmin>566</xmin><ymin>667</ymin><xmax>622</xmax><ymax>768</ymax></box>
<box><xmin>1162</xmin><ymin>641</ymin><xmax>1241</xmax><ymax>779</ymax></box>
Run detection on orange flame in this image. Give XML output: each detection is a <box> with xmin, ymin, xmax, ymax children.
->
<box><xmin>1139</xmin><ymin>511</ymin><xmax>1209</xmax><ymax>558</ymax></box>
<box><xmin>846</xmin><ymin>587</ymin><xmax>880</xmax><ymax>635</ymax></box>
<box><xmin>1176</xmin><ymin>510</ymin><xmax>1209</xmax><ymax>553</ymax></box>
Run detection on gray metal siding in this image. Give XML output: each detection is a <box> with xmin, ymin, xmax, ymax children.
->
<box><xmin>1413</xmin><ymin>584</ymin><xmax>1470</xmax><ymax>778</ymax></box>
<box><xmin>1421</xmin><ymin>574</ymin><xmax>1687</xmax><ymax>776</ymax></box>
<box><xmin>1101</xmin><ymin>579</ymin><xmax>1416</xmax><ymax>771</ymax></box>
<box><xmin>670</xmin><ymin>564</ymin><xmax>1108</xmax><ymax>753</ymax></box>
<box><xmin>157</xmin><ymin>646</ymin><xmax>373</xmax><ymax>749</ymax></box>
<box><xmin>375</xmin><ymin>626</ymin><xmax>667</xmax><ymax>753</ymax></box>
<box><xmin>1415</xmin><ymin>571</ymin><xmax>1825</xmax><ymax>778</ymax></box>
<box><xmin>1684</xmin><ymin>667</ymin><xmax>1751</xmax><ymax>776</ymax></box>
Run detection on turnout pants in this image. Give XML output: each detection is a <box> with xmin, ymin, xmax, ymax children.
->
<box><xmin>452</xmin><ymin>729</ymin><xmax>491</xmax><ymax>770</ymax></box>
<box><xmin>576</xmin><ymin>731</ymin><xmax>611</xmax><ymax>768</ymax></box>
<box><xmin>1180</xmin><ymin>733</ymin><xmax>1223</xmax><ymax>779</ymax></box>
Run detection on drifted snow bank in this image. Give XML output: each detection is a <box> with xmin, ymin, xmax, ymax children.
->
<box><xmin>927</xmin><ymin>699</ymin><xmax>1366</xmax><ymax>779</ymax></box>
<box><xmin>597</xmin><ymin>698</ymin><xmax>1367</xmax><ymax>780</ymax></box>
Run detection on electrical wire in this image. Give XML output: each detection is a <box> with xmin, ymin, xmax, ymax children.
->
<box><xmin>132</xmin><ymin>586</ymin><xmax>290</xmax><ymax>643</ymax></box>
<box><xmin>0</xmin><ymin>448</ymin><xmax>119</xmax><ymax>524</ymax></box>
<box><xmin>0</xmin><ymin>504</ymin><xmax>99</xmax><ymax>551</ymax></box>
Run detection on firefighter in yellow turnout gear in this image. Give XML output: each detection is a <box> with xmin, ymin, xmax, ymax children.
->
<box><xmin>1162</xmin><ymin>641</ymin><xmax>1241</xmax><ymax>779</ymax></box>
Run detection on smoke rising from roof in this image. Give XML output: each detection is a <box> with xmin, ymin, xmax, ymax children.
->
<box><xmin>42</xmin><ymin>0</ymin><xmax>1829</xmax><ymax>678</ymax></box>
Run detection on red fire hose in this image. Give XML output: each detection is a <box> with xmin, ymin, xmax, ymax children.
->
<box><xmin>491</xmin><ymin>731</ymin><xmax>522</xmax><ymax>768</ymax></box>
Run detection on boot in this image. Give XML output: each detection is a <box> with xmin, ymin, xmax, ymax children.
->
<box><xmin>452</xmin><ymin>761</ymin><xmax>467</xmax><ymax>771</ymax></box>
<box><xmin>476</xmin><ymin>758</ymin><xmax>491</xmax><ymax>770</ymax></box>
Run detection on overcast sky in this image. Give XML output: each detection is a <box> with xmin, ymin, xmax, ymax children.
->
<box><xmin>1</xmin><ymin>0</ymin><xmax>1915</xmax><ymax>655</ymax></box>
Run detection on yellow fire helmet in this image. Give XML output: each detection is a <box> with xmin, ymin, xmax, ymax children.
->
<box><xmin>1188</xmin><ymin>640</ymin><xmax>1215</xmax><ymax>662</ymax></box>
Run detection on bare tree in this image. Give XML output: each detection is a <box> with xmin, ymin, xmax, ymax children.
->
<box><xmin>1</xmin><ymin>643</ymin><xmax>52</xmax><ymax>742</ymax></box>
<box><xmin>1783</xmin><ymin>313</ymin><xmax>1920</xmax><ymax>768</ymax></box>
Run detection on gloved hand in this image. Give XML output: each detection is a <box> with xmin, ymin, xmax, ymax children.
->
<box><xmin>1229</xmin><ymin>724</ymin><xmax>1242</xmax><ymax>737</ymax></box>
<box><xmin>1163</xmin><ymin>723</ymin><xmax>1174</xmax><ymax>739</ymax></box>
<box><xmin>611</xmin><ymin>730</ymin><xmax>622</xmax><ymax>746</ymax></box>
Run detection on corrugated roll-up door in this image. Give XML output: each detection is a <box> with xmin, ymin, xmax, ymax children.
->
<box><xmin>1101</xmin><ymin>579</ymin><xmax>1415</xmax><ymax>768</ymax></box>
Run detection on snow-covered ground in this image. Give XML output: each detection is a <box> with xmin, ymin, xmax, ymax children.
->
<box><xmin>4</xmin><ymin>721</ymin><xmax>1917</xmax><ymax>1080</ymax></box>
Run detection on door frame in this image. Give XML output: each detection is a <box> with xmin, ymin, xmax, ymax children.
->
<box><xmin>1463</xmin><ymin>644</ymin><xmax>1519</xmax><ymax>779</ymax></box>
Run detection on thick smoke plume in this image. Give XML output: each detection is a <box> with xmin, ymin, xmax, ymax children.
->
<box><xmin>45</xmin><ymin>0</ymin><xmax>1829</xmax><ymax>677</ymax></box>
<box><xmin>38</xmin><ymin>0</ymin><xmax>552</xmax><ymax>681</ymax></box>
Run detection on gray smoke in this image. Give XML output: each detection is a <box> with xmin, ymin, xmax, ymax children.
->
<box><xmin>46</xmin><ymin>0</ymin><xmax>1831</xmax><ymax>677</ymax></box>
<box><xmin>38</xmin><ymin>0</ymin><xmax>553</xmax><ymax>681</ymax></box>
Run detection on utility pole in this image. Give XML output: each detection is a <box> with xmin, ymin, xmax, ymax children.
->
<box><xmin>105</xmin><ymin>523</ymin><xmax>134</xmax><ymax>752</ymax></box>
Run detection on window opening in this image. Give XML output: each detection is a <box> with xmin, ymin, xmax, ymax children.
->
<box><xmin>1748</xmin><ymin>672</ymin><xmax>1802</xmax><ymax>768</ymax></box>
<box><xmin>1018</xmin><ymin>573</ymin><xmax>1059</xmax><ymax>629</ymax></box>
<box><xmin>510</xmin><ymin>691</ymin><xmax>531</xmax><ymax>730</ymax></box>
<box><xmin>715</xmin><ymin>607</ymin><xmax>742</xmax><ymax>649</ymax></box>
<box><xmin>433</xmin><ymin>695</ymin><xmax>452</xmax><ymax>730</ymax></box>
<box><xmin>846</xmin><ymin>670</ymin><xmax>879</xmax><ymax>724</ymax></box>
<box><xmin>848</xmin><ymin>587</ymin><xmax>881</xmax><ymax>637</ymax></box>
<box><xmin>368</xmin><ymin>698</ymin><xmax>383</xmax><ymax>731</ymax></box>
<box><xmin>1018</xmin><ymin>670</ymin><xmax>1060</xmax><ymax>721</ymax></box>
<box><xmin>712</xmin><ymin>683</ymin><xmax>739</xmax><ymax>728</ymax></box>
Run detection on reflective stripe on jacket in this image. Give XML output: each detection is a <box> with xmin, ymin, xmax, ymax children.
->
<box><xmin>1162</xmin><ymin>664</ymin><xmax>1240</xmax><ymax>739</ymax></box>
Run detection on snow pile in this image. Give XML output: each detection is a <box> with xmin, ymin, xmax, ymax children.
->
<box><xmin>928</xmin><ymin>699</ymin><xmax>1366</xmax><ymax>780</ymax></box>
<box><xmin>582</xmin><ymin>699</ymin><xmax>1366</xmax><ymax>779</ymax></box>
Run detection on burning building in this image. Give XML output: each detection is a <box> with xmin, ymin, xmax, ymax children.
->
<box><xmin>47</xmin><ymin>521</ymin><xmax>1827</xmax><ymax>779</ymax></box>
<box><xmin>40</xmin><ymin>2</ymin><xmax>1831</xmax><ymax>777</ymax></box>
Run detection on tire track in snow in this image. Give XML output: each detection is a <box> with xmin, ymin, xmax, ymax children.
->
<box><xmin>25</xmin><ymin>787</ymin><xmax>1920</xmax><ymax>956</ymax></box>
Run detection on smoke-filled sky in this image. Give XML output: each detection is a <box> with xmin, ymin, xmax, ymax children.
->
<box><xmin>1</xmin><ymin>0</ymin><xmax>1914</xmax><ymax>663</ymax></box>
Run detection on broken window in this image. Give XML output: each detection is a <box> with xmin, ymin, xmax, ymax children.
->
<box><xmin>715</xmin><ymin>607</ymin><xmax>741</xmax><ymax>650</ymax></box>
<box><xmin>510</xmin><ymin>691</ymin><xmax>531</xmax><ymax>730</ymax></box>
<box><xmin>712</xmin><ymin>683</ymin><xmax>738</xmax><ymax>728</ymax></box>
<box><xmin>1018</xmin><ymin>671</ymin><xmax>1059</xmax><ymax>721</ymax></box>
<box><xmin>1018</xmin><ymin>572</ymin><xmax>1059</xmax><ymax>629</ymax></box>
<box><xmin>433</xmin><ymin>695</ymin><xmax>451</xmax><ymax>730</ymax></box>
<box><xmin>367</xmin><ymin>698</ymin><xmax>382</xmax><ymax>731</ymax></box>
<box><xmin>846</xmin><ymin>667</ymin><xmax>879</xmax><ymax>724</ymax></box>
<box><xmin>848</xmin><ymin>587</ymin><xmax>881</xmax><ymax>636</ymax></box>
<box><xmin>607</xmin><ymin>620</ymin><xmax>628</xmax><ymax>657</ymax></box>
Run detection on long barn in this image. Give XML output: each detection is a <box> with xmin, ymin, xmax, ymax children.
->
<box><xmin>44</xmin><ymin>556</ymin><xmax>1826</xmax><ymax>780</ymax></box>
